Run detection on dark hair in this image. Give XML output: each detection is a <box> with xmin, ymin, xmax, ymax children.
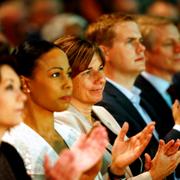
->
<box><xmin>55</xmin><ymin>36</ymin><xmax>105</xmax><ymax>78</ymax></box>
<box><xmin>13</xmin><ymin>38</ymin><xmax>59</xmax><ymax>77</ymax></box>
<box><xmin>0</xmin><ymin>55</ymin><xmax>18</xmax><ymax>81</ymax></box>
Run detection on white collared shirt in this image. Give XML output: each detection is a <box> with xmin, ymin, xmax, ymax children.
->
<box><xmin>106</xmin><ymin>78</ymin><xmax>159</xmax><ymax>140</ymax></box>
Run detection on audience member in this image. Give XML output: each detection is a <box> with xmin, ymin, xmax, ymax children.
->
<box><xmin>86</xmin><ymin>13</ymin><xmax>180</xmax><ymax>178</ymax></box>
<box><xmin>135</xmin><ymin>15</ymin><xmax>180</xmax><ymax>179</ymax></box>
<box><xmin>134</xmin><ymin>15</ymin><xmax>180</xmax><ymax>139</ymax></box>
<box><xmin>41</xmin><ymin>13</ymin><xmax>88</xmax><ymax>42</ymax></box>
<box><xmin>0</xmin><ymin>1</ymin><xmax>28</xmax><ymax>46</ymax></box>
<box><xmin>2</xmin><ymin>39</ymin><xmax>103</xmax><ymax>180</ymax></box>
<box><xmin>54</xmin><ymin>35</ymin><xmax>180</xmax><ymax>179</ymax></box>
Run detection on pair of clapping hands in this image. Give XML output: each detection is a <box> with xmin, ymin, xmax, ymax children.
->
<box><xmin>44</xmin><ymin>100</ymin><xmax>180</xmax><ymax>180</ymax></box>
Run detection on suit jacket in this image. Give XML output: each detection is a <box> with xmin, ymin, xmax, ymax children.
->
<box><xmin>135</xmin><ymin>74</ymin><xmax>174</xmax><ymax>139</ymax></box>
<box><xmin>164</xmin><ymin>129</ymin><xmax>180</xmax><ymax>142</ymax></box>
<box><xmin>0</xmin><ymin>142</ymin><xmax>31</xmax><ymax>180</ymax></box>
<box><xmin>97</xmin><ymin>81</ymin><xmax>159</xmax><ymax>157</ymax></box>
<box><xmin>54</xmin><ymin>105</ymin><xmax>152</xmax><ymax>179</ymax></box>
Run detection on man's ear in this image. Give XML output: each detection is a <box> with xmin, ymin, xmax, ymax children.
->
<box><xmin>20</xmin><ymin>75</ymin><xmax>31</xmax><ymax>94</ymax></box>
<box><xmin>99</xmin><ymin>45</ymin><xmax>111</xmax><ymax>62</ymax></box>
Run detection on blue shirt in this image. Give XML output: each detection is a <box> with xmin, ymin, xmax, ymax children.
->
<box><xmin>106</xmin><ymin>78</ymin><xmax>159</xmax><ymax>140</ymax></box>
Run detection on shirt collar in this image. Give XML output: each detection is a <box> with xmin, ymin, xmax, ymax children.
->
<box><xmin>106</xmin><ymin>78</ymin><xmax>141</xmax><ymax>104</ymax></box>
<box><xmin>141</xmin><ymin>71</ymin><xmax>170</xmax><ymax>94</ymax></box>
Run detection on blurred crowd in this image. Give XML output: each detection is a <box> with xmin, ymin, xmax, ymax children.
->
<box><xmin>1</xmin><ymin>0</ymin><xmax>180</xmax><ymax>47</ymax></box>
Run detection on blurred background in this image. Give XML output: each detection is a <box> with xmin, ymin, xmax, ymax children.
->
<box><xmin>0</xmin><ymin>0</ymin><xmax>180</xmax><ymax>47</ymax></box>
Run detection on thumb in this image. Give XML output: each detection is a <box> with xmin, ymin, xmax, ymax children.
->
<box><xmin>144</xmin><ymin>153</ymin><xmax>152</xmax><ymax>171</ymax></box>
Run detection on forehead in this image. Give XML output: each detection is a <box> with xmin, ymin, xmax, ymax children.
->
<box><xmin>88</xmin><ymin>53</ymin><xmax>103</xmax><ymax>67</ymax></box>
<box><xmin>0</xmin><ymin>65</ymin><xmax>19</xmax><ymax>83</ymax></box>
<box><xmin>113</xmin><ymin>21</ymin><xmax>141</xmax><ymax>39</ymax></box>
<box><xmin>36</xmin><ymin>48</ymin><xmax>69</xmax><ymax>70</ymax></box>
<box><xmin>154</xmin><ymin>24</ymin><xmax>179</xmax><ymax>41</ymax></box>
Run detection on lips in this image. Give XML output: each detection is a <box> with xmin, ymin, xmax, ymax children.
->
<box><xmin>15</xmin><ymin>108</ymin><xmax>24</xmax><ymax>114</ymax></box>
<box><xmin>135</xmin><ymin>57</ymin><xmax>145</xmax><ymax>62</ymax></box>
<box><xmin>60</xmin><ymin>96</ymin><xmax>71</xmax><ymax>102</ymax></box>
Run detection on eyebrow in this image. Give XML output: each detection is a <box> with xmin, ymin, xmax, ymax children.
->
<box><xmin>87</xmin><ymin>63</ymin><xmax>104</xmax><ymax>69</ymax></box>
<box><xmin>48</xmin><ymin>67</ymin><xmax>64</xmax><ymax>71</ymax></box>
<box><xmin>48</xmin><ymin>67</ymin><xmax>72</xmax><ymax>72</ymax></box>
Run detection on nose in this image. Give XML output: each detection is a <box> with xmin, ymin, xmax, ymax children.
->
<box><xmin>94</xmin><ymin>71</ymin><xmax>106</xmax><ymax>84</ymax></box>
<box><xmin>62</xmin><ymin>75</ymin><xmax>73</xmax><ymax>91</ymax></box>
<box><xmin>136</xmin><ymin>41</ymin><xmax>146</xmax><ymax>54</ymax></box>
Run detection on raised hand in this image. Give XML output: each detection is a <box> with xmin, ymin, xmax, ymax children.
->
<box><xmin>144</xmin><ymin>139</ymin><xmax>180</xmax><ymax>171</ymax></box>
<box><xmin>172</xmin><ymin>99</ymin><xmax>180</xmax><ymax>125</ymax></box>
<box><xmin>149</xmin><ymin>140</ymin><xmax>180</xmax><ymax>180</ymax></box>
<box><xmin>44</xmin><ymin>150</ymin><xmax>80</xmax><ymax>180</ymax></box>
<box><xmin>110</xmin><ymin>122</ymin><xmax>155</xmax><ymax>175</ymax></box>
<box><xmin>71</xmin><ymin>122</ymin><xmax>108</xmax><ymax>171</ymax></box>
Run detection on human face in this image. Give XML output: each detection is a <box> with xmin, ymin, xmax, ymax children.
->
<box><xmin>147</xmin><ymin>24</ymin><xmax>180</xmax><ymax>75</ymax></box>
<box><xmin>0</xmin><ymin>65</ymin><xmax>26</xmax><ymax>133</ymax></box>
<box><xmin>107</xmin><ymin>21</ymin><xmax>146</xmax><ymax>76</ymax></box>
<box><xmin>72</xmin><ymin>53</ymin><xmax>106</xmax><ymax>106</ymax></box>
<box><xmin>27</xmin><ymin>48</ymin><xmax>72</xmax><ymax>112</ymax></box>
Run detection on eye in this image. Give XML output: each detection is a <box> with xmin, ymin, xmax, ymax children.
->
<box><xmin>82</xmin><ymin>70</ymin><xmax>91</xmax><ymax>75</ymax></box>
<box><xmin>51</xmin><ymin>72</ymin><xmax>60</xmax><ymax>78</ymax></box>
<box><xmin>139</xmin><ymin>38</ymin><xmax>144</xmax><ymax>45</ymax></box>
<box><xmin>126</xmin><ymin>38</ymin><xmax>133</xmax><ymax>44</ymax></box>
<box><xmin>99</xmin><ymin>65</ymin><xmax>104</xmax><ymax>71</ymax></box>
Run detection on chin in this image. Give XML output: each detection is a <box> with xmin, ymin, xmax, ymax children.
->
<box><xmin>92</xmin><ymin>97</ymin><xmax>102</xmax><ymax>104</ymax></box>
<box><xmin>58</xmin><ymin>104</ymin><xmax>70</xmax><ymax>112</ymax></box>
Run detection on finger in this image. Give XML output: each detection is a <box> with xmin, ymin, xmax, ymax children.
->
<box><xmin>137</xmin><ymin>122</ymin><xmax>154</xmax><ymax>143</ymax></box>
<box><xmin>117</xmin><ymin>122</ymin><xmax>129</xmax><ymax>141</ymax></box>
<box><xmin>163</xmin><ymin>140</ymin><xmax>175</xmax><ymax>154</ymax></box>
<box><xmin>165</xmin><ymin>139</ymin><xmax>180</xmax><ymax>156</ymax></box>
<box><xmin>157</xmin><ymin>139</ymin><xmax>165</xmax><ymax>153</ymax></box>
<box><xmin>144</xmin><ymin>153</ymin><xmax>152</xmax><ymax>171</ymax></box>
<box><xmin>44</xmin><ymin>155</ymin><xmax>52</xmax><ymax>178</ymax></box>
<box><xmin>72</xmin><ymin>133</ymin><xmax>87</xmax><ymax>149</ymax></box>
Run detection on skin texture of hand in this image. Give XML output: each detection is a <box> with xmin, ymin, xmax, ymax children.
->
<box><xmin>172</xmin><ymin>99</ymin><xmax>180</xmax><ymax>125</ymax></box>
<box><xmin>110</xmin><ymin>121</ymin><xmax>155</xmax><ymax>175</ymax></box>
<box><xmin>144</xmin><ymin>139</ymin><xmax>180</xmax><ymax>171</ymax></box>
<box><xmin>149</xmin><ymin>140</ymin><xmax>180</xmax><ymax>180</ymax></box>
<box><xmin>44</xmin><ymin>124</ymin><xmax>108</xmax><ymax>180</ymax></box>
<box><xmin>44</xmin><ymin>150</ymin><xmax>80</xmax><ymax>180</ymax></box>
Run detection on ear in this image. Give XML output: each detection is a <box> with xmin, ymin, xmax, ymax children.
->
<box><xmin>99</xmin><ymin>45</ymin><xmax>111</xmax><ymax>62</ymax></box>
<box><xmin>20</xmin><ymin>75</ymin><xmax>31</xmax><ymax>94</ymax></box>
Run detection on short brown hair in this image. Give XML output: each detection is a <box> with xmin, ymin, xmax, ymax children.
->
<box><xmin>85</xmin><ymin>13</ymin><xmax>136</xmax><ymax>47</ymax></box>
<box><xmin>54</xmin><ymin>36</ymin><xmax>105</xmax><ymax>78</ymax></box>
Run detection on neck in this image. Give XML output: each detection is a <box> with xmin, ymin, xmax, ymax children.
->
<box><xmin>24</xmin><ymin>98</ymin><xmax>55</xmax><ymax>136</ymax></box>
<box><xmin>71</xmin><ymin>98</ymin><xmax>93</xmax><ymax>123</ymax></box>
<box><xmin>105</xmin><ymin>65</ymin><xmax>138</xmax><ymax>90</ymax></box>
<box><xmin>146</xmin><ymin>63</ymin><xmax>172</xmax><ymax>83</ymax></box>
